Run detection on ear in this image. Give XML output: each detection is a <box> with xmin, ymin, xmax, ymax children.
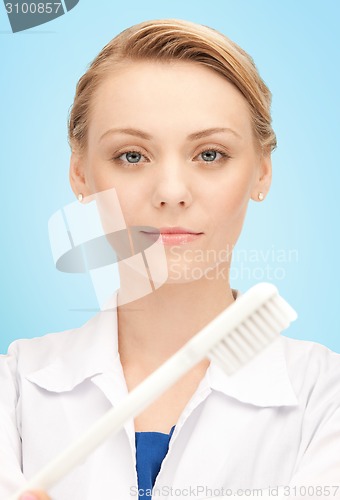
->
<box><xmin>69</xmin><ymin>150</ymin><xmax>90</xmax><ymax>201</ymax></box>
<box><xmin>251</xmin><ymin>153</ymin><xmax>272</xmax><ymax>202</ymax></box>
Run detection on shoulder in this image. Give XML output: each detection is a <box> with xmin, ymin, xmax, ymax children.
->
<box><xmin>7</xmin><ymin>325</ymin><xmax>82</xmax><ymax>361</ymax></box>
<box><xmin>3</xmin><ymin>310</ymin><xmax>104</xmax><ymax>373</ymax></box>
<box><xmin>281</xmin><ymin>335</ymin><xmax>340</xmax><ymax>408</ymax></box>
<box><xmin>1</xmin><ymin>299</ymin><xmax>119</xmax><ymax>385</ymax></box>
<box><xmin>281</xmin><ymin>334</ymin><xmax>340</xmax><ymax>372</ymax></box>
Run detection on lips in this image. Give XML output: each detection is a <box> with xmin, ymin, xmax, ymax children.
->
<box><xmin>142</xmin><ymin>226</ymin><xmax>202</xmax><ymax>235</ymax></box>
<box><xmin>141</xmin><ymin>227</ymin><xmax>203</xmax><ymax>246</ymax></box>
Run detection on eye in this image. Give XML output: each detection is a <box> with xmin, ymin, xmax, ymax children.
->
<box><xmin>201</xmin><ymin>150</ymin><xmax>219</xmax><ymax>162</ymax></box>
<box><xmin>197</xmin><ymin>148</ymin><xmax>231</xmax><ymax>164</ymax></box>
<box><xmin>120</xmin><ymin>151</ymin><xmax>144</xmax><ymax>163</ymax></box>
<box><xmin>111</xmin><ymin>149</ymin><xmax>149</xmax><ymax>166</ymax></box>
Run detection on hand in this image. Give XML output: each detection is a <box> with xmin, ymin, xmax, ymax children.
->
<box><xmin>19</xmin><ymin>491</ymin><xmax>51</xmax><ymax>500</ymax></box>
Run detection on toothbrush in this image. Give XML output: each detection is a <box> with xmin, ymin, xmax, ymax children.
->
<box><xmin>7</xmin><ymin>282</ymin><xmax>297</xmax><ymax>500</ymax></box>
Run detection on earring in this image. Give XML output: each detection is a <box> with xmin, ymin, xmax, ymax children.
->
<box><xmin>77</xmin><ymin>193</ymin><xmax>83</xmax><ymax>202</ymax></box>
<box><xmin>258</xmin><ymin>192</ymin><xmax>264</xmax><ymax>201</ymax></box>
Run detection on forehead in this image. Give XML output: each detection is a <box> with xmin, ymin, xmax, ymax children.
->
<box><xmin>88</xmin><ymin>60</ymin><xmax>253</xmax><ymax>144</ymax></box>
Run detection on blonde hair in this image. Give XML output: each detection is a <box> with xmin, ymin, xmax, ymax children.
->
<box><xmin>68</xmin><ymin>18</ymin><xmax>277</xmax><ymax>155</ymax></box>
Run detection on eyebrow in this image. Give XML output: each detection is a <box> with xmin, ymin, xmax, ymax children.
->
<box><xmin>99</xmin><ymin>127</ymin><xmax>242</xmax><ymax>142</ymax></box>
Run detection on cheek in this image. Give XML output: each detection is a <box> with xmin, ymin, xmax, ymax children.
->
<box><xmin>86</xmin><ymin>163</ymin><xmax>142</xmax><ymax>221</ymax></box>
<box><xmin>113</xmin><ymin>183</ymin><xmax>146</xmax><ymax>225</ymax></box>
<box><xmin>88</xmin><ymin>165</ymin><xmax>116</xmax><ymax>193</ymax></box>
<box><xmin>205</xmin><ymin>168</ymin><xmax>255</xmax><ymax>252</ymax></box>
<box><xmin>210</xmin><ymin>170</ymin><xmax>254</xmax><ymax>227</ymax></box>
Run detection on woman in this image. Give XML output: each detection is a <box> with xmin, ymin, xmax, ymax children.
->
<box><xmin>1</xmin><ymin>18</ymin><xmax>340</xmax><ymax>500</ymax></box>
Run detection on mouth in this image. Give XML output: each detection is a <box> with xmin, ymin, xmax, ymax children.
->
<box><xmin>141</xmin><ymin>227</ymin><xmax>203</xmax><ymax>246</ymax></box>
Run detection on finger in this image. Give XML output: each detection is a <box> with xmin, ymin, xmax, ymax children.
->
<box><xmin>19</xmin><ymin>490</ymin><xmax>51</xmax><ymax>500</ymax></box>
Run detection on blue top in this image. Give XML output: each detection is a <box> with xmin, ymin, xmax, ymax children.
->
<box><xmin>135</xmin><ymin>425</ymin><xmax>176</xmax><ymax>498</ymax></box>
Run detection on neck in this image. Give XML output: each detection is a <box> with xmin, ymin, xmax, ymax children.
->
<box><xmin>117</xmin><ymin>265</ymin><xmax>235</xmax><ymax>368</ymax></box>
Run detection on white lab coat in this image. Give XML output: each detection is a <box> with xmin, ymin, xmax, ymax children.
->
<box><xmin>1</xmin><ymin>291</ymin><xmax>340</xmax><ymax>500</ymax></box>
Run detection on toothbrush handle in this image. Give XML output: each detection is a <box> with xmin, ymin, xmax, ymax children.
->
<box><xmin>8</xmin><ymin>347</ymin><xmax>198</xmax><ymax>500</ymax></box>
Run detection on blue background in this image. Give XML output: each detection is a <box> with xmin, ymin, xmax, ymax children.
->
<box><xmin>1</xmin><ymin>0</ymin><xmax>339</xmax><ymax>353</ymax></box>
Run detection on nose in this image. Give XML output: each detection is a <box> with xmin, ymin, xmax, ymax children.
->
<box><xmin>151</xmin><ymin>159</ymin><xmax>193</xmax><ymax>209</ymax></box>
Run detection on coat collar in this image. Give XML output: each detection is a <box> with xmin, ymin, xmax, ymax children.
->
<box><xmin>25</xmin><ymin>305</ymin><xmax>121</xmax><ymax>393</ymax></box>
<box><xmin>25</xmin><ymin>290</ymin><xmax>298</xmax><ymax>408</ymax></box>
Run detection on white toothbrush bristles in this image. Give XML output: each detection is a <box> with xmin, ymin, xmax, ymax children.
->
<box><xmin>208</xmin><ymin>287</ymin><xmax>297</xmax><ymax>375</ymax></box>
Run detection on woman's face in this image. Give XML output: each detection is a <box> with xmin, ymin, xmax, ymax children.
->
<box><xmin>70</xmin><ymin>60</ymin><xmax>271</xmax><ymax>283</ymax></box>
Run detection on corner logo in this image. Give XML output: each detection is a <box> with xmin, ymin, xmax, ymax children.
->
<box><xmin>3</xmin><ymin>0</ymin><xmax>79</xmax><ymax>33</ymax></box>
